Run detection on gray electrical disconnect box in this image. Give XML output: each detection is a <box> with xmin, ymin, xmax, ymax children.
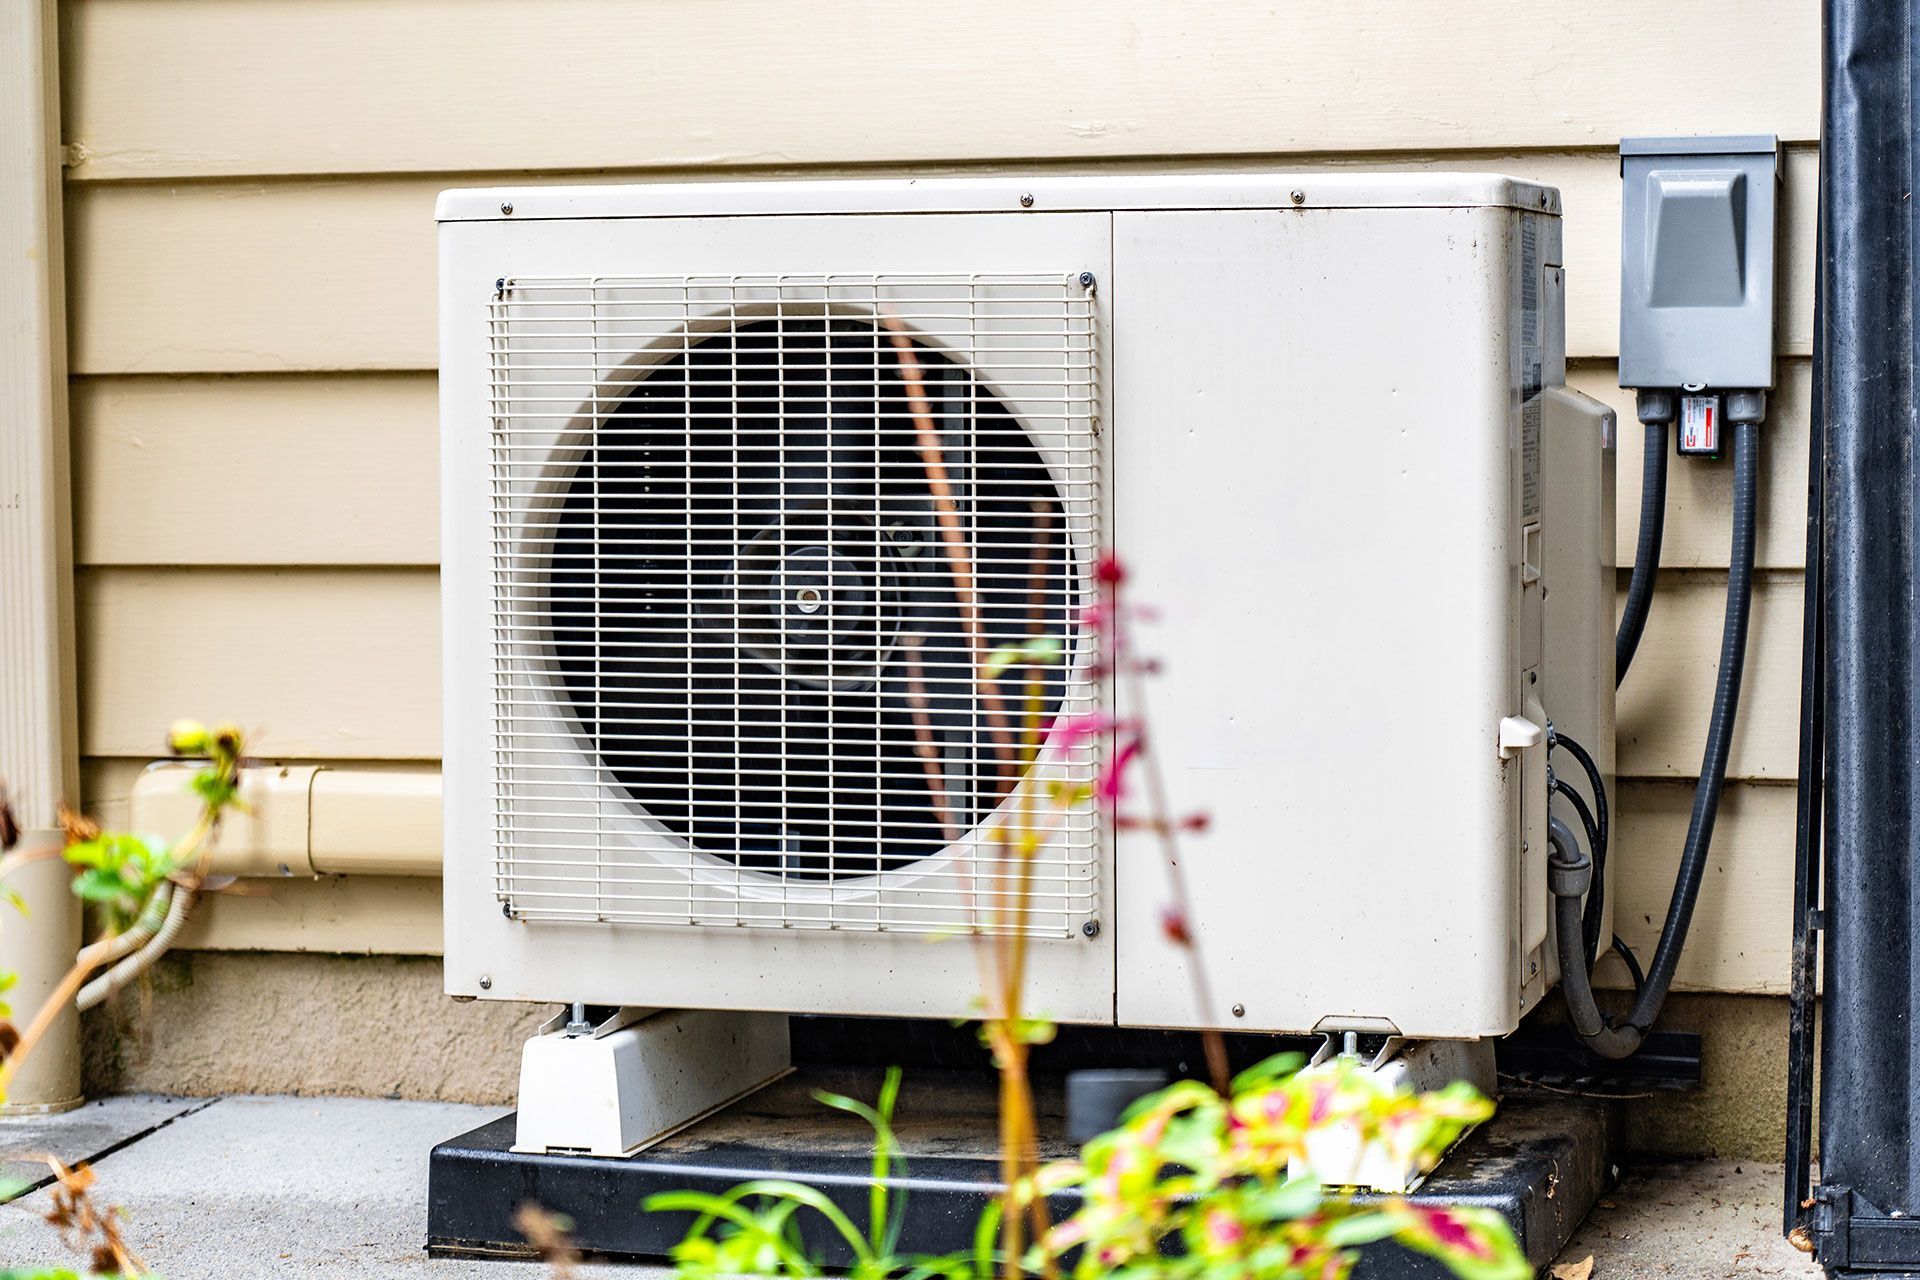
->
<box><xmin>1618</xmin><ymin>135</ymin><xmax>1780</xmax><ymax>395</ymax></box>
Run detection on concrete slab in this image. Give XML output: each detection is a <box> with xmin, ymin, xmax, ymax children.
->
<box><xmin>1553</xmin><ymin>1160</ymin><xmax>1822</xmax><ymax>1279</ymax></box>
<box><xmin>0</xmin><ymin>1095</ymin><xmax>665</xmax><ymax>1277</ymax></box>
<box><xmin>0</xmin><ymin>1095</ymin><xmax>211</xmax><ymax>1197</ymax></box>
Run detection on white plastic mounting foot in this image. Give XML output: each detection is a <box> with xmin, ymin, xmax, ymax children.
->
<box><xmin>1293</xmin><ymin>1037</ymin><xmax>1496</xmax><ymax>1193</ymax></box>
<box><xmin>512</xmin><ymin>1006</ymin><xmax>791</xmax><ymax>1158</ymax></box>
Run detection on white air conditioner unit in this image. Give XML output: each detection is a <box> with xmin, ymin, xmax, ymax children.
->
<box><xmin>438</xmin><ymin>176</ymin><xmax>1615</xmax><ymax>1092</ymax></box>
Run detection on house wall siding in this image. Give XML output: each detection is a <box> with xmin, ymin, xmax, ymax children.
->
<box><xmin>62</xmin><ymin>0</ymin><xmax>1819</xmax><ymax>1002</ymax></box>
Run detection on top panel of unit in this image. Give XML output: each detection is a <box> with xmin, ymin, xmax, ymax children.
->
<box><xmin>436</xmin><ymin>174</ymin><xmax>1559</xmax><ymax>222</ymax></box>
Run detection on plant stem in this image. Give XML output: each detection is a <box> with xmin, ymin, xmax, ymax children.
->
<box><xmin>1113</xmin><ymin>581</ymin><xmax>1231</xmax><ymax>1094</ymax></box>
<box><xmin>0</xmin><ymin>941</ymin><xmax>111</xmax><ymax>1098</ymax></box>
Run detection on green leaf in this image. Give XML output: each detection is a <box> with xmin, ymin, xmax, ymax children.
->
<box><xmin>711</xmin><ymin>1179</ymin><xmax>873</xmax><ymax>1267</ymax></box>
<box><xmin>982</xmin><ymin>646</ymin><xmax>1024</xmax><ymax>681</ymax></box>
<box><xmin>983</xmin><ymin>637</ymin><xmax>1065</xmax><ymax>680</ymax></box>
<box><xmin>1024</xmin><ymin>637</ymin><xmax>1064</xmax><ymax>664</ymax></box>
<box><xmin>1229</xmin><ymin>1051</ymin><xmax>1307</xmax><ymax>1096</ymax></box>
<box><xmin>1385</xmin><ymin>1202</ymin><xmax>1530</xmax><ymax>1280</ymax></box>
<box><xmin>190</xmin><ymin>769</ymin><xmax>240</xmax><ymax>812</ymax></box>
<box><xmin>813</xmin><ymin>1065</ymin><xmax>905</xmax><ymax>1259</ymax></box>
<box><xmin>1321</xmin><ymin>1209</ymin><xmax>1402</xmax><ymax>1247</ymax></box>
<box><xmin>1244</xmin><ymin>1173</ymin><xmax>1323</xmax><ymax>1223</ymax></box>
<box><xmin>644</xmin><ymin>1191</ymin><xmax>819</xmax><ymax>1277</ymax></box>
<box><xmin>972</xmin><ymin>1195</ymin><xmax>1001</xmax><ymax>1280</ymax></box>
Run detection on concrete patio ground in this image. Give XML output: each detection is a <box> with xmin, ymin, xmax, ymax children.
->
<box><xmin>0</xmin><ymin>1095</ymin><xmax>1821</xmax><ymax>1279</ymax></box>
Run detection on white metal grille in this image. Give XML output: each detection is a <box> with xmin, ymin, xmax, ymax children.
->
<box><xmin>487</xmin><ymin>272</ymin><xmax>1099</xmax><ymax>935</ymax></box>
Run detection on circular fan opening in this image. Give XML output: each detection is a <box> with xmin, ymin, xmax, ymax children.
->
<box><xmin>545</xmin><ymin>316</ymin><xmax>1076</xmax><ymax>881</ymax></box>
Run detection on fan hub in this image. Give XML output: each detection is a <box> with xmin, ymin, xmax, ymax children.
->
<box><xmin>734</xmin><ymin>518</ymin><xmax>895</xmax><ymax>691</ymax></box>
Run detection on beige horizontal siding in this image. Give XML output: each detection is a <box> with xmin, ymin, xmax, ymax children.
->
<box><xmin>173</xmin><ymin>876</ymin><xmax>444</xmax><ymax>956</ymax></box>
<box><xmin>73</xmin><ymin>374</ymin><xmax>438</xmax><ymax>566</ymax></box>
<box><xmin>63</xmin><ymin>149</ymin><xmax>1818</xmax><ymax>375</ymax></box>
<box><xmin>77</xmin><ymin>568</ymin><xmax>440</xmax><ymax>760</ymax></box>
<box><xmin>1611</xmin><ymin>780</ymin><xmax>1794</xmax><ymax>995</ymax></box>
<box><xmin>1618</xmin><ymin>573</ymin><xmax>1803</xmax><ymax>781</ymax></box>
<box><xmin>63</xmin><ymin>0</ymin><xmax>1817</xmax><ymax>183</ymax></box>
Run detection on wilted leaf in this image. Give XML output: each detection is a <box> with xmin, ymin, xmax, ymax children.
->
<box><xmin>56</xmin><ymin>806</ymin><xmax>98</xmax><ymax>847</ymax></box>
<box><xmin>1551</xmin><ymin>1256</ymin><xmax>1595</xmax><ymax>1280</ymax></box>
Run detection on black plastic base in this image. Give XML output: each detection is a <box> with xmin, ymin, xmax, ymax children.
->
<box><xmin>428</xmin><ymin>1066</ymin><xmax>1620</xmax><ymax>1276</ymax></box>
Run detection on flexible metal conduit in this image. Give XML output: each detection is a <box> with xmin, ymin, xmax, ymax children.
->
<box><xmin>1615</xmin><ymin>409</ymin><xmax>1672</xmax><ymax>686</ymax></box>
<box><xmin>1554</xmin><ymin>416</ymin><xmax>1760</xmax><ymax>1059</ymax></box>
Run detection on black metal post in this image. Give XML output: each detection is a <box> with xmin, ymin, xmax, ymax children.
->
<box><xmin>1805</xmin><ymin>0</ymin><xmax>1920</xmax><ymax>1271</ymax></box>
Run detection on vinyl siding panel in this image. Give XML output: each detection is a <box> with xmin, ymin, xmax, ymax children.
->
<box><xmin>62</xmin><ymin>0</ymin><xmax>1817</xmax><ymax>182</ymax></box>
<box><xmin>77</xmin><ymin>568</ymin><xmax>440</xmax><ymax>760</ymax></box>
<box><xmin>73</xmin><ymin>374</ymin><xmax>438</xmax><ymax>566</ymax></box>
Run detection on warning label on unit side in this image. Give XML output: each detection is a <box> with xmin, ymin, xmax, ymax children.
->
<box><xmin>1522</xmin><ymin>399</ymin><xmax>1542</xmax><ymax>520</ymax></box>
<box><xmin>1520</xmin><ymin>216</ymin><xmax>1543</xmax><ymax>521</ymax></box>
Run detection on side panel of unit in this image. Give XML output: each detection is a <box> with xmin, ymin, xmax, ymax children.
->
<box><xmin>1535</xmin><ymin>220</ymin><xmax>1618</xmax><ymax>992</ymax></box>
<box><xmin>1110</xmin><ymin>206</ymin><xmax>1526</xmax><ymax>1039</ymax></box>
<box><xmin>439</xmin><ymin>211</ymin><xmax>1117</xmax><ymax>1020</ymax></box>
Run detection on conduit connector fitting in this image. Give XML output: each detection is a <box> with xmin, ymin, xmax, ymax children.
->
<box><xmin>1548</xmin><ymin>853</ymin><xmax>1593</xmax><ymax>899</ymax></box>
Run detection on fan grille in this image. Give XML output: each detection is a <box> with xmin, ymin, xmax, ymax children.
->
<box><xmin>488</xmin><ymin>273</ymin><xmax>1099</xmax><ymax>935</ymax></box>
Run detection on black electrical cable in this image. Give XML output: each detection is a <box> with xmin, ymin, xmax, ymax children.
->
<box><xmin>1609</xmin><ymin>934</ymin><xmax>1647</xmax><ymax>997</ymax></box>
<box><xmin>1615</xmin><ymin>420</ymin><xmax>1671</xmax><ymax>686</ymax></box>
<box><xmin>1555</xmin><ymin>417</ymin><xmax>1759</xmax><ymax>1059</ymax></box>
<box><xmin>1552</xmin><ymin>729</ymin><xmax>1610</xmax><ymax>965</ymax></box>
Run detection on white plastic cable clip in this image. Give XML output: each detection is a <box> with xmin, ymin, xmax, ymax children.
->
<box><xmin>1498</xmin><ymin>715</ymin><xmax>1544</xmax><ymax>760</ymax></box>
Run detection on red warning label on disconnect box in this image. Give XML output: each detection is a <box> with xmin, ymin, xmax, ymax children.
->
<box><xmin>1681</xmin><ymin>396</ymin><xmax>1719</xmax><ymax>454</ymax></box>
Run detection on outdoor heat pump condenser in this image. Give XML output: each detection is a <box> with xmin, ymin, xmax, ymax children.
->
<box><xmin>437</xmin><ymin>175</ymin><xmax>1616</xmax><ymax>1063</ymax></box>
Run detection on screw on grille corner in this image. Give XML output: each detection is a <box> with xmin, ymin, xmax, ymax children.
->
<box><xmin>1082</xmin><ymin>919</ymin><xmax>1100</xmax><ymax>938</ymax></box>
<box><xmin>1078</xmin><ymin>271</ymin><xmax>1096</xmax><ymax>291</ymax></box>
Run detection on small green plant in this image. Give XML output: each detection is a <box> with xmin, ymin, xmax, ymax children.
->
<box><xmin>0</xmin><ymin>717</ymin><xmax>247</xmax><ymax>1278</ymax></box>
<box><xmin>650</xmin><ymin>1057</ymin><xmax>1525</xmax><ymax>1280</ymax></box>
<box><xmin>0</xmin><ymin>719</ymin><xmax>247</xmax><ymax>1102</ymax></box>
<box><xmin>1028</xmin><ymin>1055</ymin><xmax>1527</xmax><ymax>1280</ymax></box>
<box><xmin>645</xmin><ymin>1067</ymin><xmax>1002</xmax><ymax>1280</ymax></box>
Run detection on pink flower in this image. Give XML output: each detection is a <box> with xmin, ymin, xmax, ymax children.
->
<box><xmin>1096</xmin><ymin>553</ymin><xmax>1127</xmax><ymax>587</ymax></box>
<box><xmin>1159</xmin><ymin>906</ymin><xmax>1192</xmax><ymax>947</ymax></box>
<box><xmin>1203</xmin><ymin>1208</ymin><xmax>1244</xmax><ymax>1250</ymax></box>
<box><xmin>1098</xmin><ymin>737</ymin><xmax>1141</xmax><ymax>804</ymax></box>
<box><xmin>1047</xmin><ymin>712</ymin><xmax>1115</xmax><ymax>753</ymax></box>
<box><xmin>1415</xmin><ymin>1207</ymin><xmax>1492</xmax><ymax>1260</ymax></box>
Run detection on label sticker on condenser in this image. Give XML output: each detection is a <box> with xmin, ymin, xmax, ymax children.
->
<box><xmin>1680</xmin><ymin>395</ymin><xmax>1720</xmax><ymax>454</ymax></box>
